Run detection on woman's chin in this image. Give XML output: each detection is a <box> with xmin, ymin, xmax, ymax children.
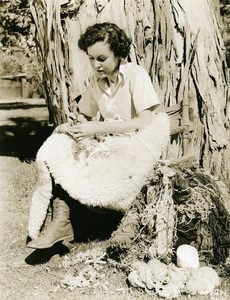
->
<box><xmin>96</xmin><ymin>71</ymin><xmax>106</xmax><ymax>78</ymax></box>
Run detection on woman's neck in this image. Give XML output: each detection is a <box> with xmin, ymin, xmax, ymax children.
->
<box><xmin>107</xmin><ymin>73</ymin><xmax>118</xmax><ymax>86</ymax></box>
<box><xmin>107</xmin><ymin>60</ymin><xmax>121</xmax><ymax>86</ymax></box>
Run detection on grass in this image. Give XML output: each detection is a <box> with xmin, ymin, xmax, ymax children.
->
<box><xmin>0</xmin><ymin>98</ymin><xmax>52</xmax><ymax>160</ymax></box>
<box><xmin>0</xmin><ymin>156</ymin><xmax>151</xmax><ymax>300</ymax></box>
<box><xmin>0</xmin><ymin>99</ymin><xmax>230</xmax><ymax>300</ymax></box>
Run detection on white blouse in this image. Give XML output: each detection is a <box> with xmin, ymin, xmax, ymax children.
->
<box><xmin>78</xmin><ymin>60</ymin><xmax>160</xmax><ymax>120</ymax></box>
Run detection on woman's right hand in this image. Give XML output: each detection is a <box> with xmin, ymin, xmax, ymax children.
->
<box><xmin>54</xmin><ymin>113</ymin><xmax>90</xmax><ymax>135</ymax></box>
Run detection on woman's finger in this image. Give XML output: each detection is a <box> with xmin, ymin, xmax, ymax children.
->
<box><xmin>68</xmin><ymin>127</ymin><xmax>82</xmax><ymax>134</ymax></box>
<box><xmin>72</xmin><ymin>132</ymin><xmax>83</xmax><ymax>138</ymax></box>
<box><xmin>77</xmin><ymin>136</ymin><xmax>85</xmax><ymax>141</ymax></box>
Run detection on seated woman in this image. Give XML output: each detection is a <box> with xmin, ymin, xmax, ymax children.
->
<box><xmin>27</xmin><ymin>22</ymin><xmax>169</xmax><ymax>249</ymax></box>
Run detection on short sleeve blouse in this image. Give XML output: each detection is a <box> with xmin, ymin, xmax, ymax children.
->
<box><xmin>78</xmin><ymin>61</ymin><xmax>160</xmax><ymax>120</ymax></box>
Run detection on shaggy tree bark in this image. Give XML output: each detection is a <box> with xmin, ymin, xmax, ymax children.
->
<box><xmin>30</xmin><ymin>0</ymin><xmax>230</xmax><ymax>184</ymax></box>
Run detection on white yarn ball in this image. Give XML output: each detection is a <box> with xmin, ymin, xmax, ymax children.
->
<box><xmin>176</xmin><ymin>244</ymin><xmax>200</xmax><ymax>269</ymax></box>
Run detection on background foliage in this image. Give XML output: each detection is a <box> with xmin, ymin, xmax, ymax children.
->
<box><xmin>0</xmin><ymin>0</ymin><xmax>42</xmax><ymax>96</ymax></box>
<box><xmin>0</xmin><ymin>0</ymin><xmax>33</xmax><ymax>49</ymax></box>
<box><xmin>220</xmin><ymin>0</ymin><xmax>230</xmax><ymax>66</ymax></box>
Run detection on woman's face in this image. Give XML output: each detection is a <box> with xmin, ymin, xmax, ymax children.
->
<box><xmin>87</xmin><ymin>41</ymin><xmax>120</xmax><ymax>81</ymax></box>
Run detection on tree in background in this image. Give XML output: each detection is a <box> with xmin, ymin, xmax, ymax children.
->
<box><xmin>0</xmin><ymin>0</ymin><xmax>42</xmax><ymax>96</ymax></box>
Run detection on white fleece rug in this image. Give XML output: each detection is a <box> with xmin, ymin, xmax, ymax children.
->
<box><xmin>28</xmin><ymin>113</ymin><xmax>170</xmax><ymax>239</ymax></box>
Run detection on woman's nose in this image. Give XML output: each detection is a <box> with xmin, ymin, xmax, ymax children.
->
<box><xmin>93</xmin><ymin>60</ymin><xmax>102</xmax><ymax>70</ymax></box>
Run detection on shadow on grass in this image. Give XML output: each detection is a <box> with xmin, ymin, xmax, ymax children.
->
<box><xmin>0</xmin><ymin>116</ymin><xmax>53</xmax><ymax>161</ymax></box>
<box><xmin>0</xmin><ymin>102</ymin><xmax>47</xmax><ymax>110</ymax></box>
<box><xmin>25</xmin><ymin>242</ymin><xmax>70</xmax><ymax>265</ymax></box>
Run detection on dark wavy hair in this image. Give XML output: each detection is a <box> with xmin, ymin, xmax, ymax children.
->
<box><xmin>78</xmin><ymin>22</ymin><xmax>131</xmax><ymax>59</ymax></box>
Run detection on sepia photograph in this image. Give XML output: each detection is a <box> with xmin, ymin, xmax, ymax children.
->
<box><xmin>0</xmin><ymin>0</ymin><xmax>230</xmax><ymax>299</ymax></box>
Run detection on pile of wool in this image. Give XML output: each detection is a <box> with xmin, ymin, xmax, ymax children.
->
<box><xmin>127</xmin><ymin>245</ymin><xmax>220</xmax><ymax>299</ymax></box>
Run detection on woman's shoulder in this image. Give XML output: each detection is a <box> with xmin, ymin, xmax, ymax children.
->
<box><xmin>120</xmin><ymin>61</ymin><xmax>149</xmax><ymax>82</ymax></box>
<box><xmin>121</xmin><ymin>61</ymin><xmax>148</xmax><ymax>75</ymax></box>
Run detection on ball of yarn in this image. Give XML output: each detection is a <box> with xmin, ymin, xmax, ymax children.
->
<box><xmin>176</xmin><ymin>244</ymin><xmax>199</xmax><ymax>269</ymax></box>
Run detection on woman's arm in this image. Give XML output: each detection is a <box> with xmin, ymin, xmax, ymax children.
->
<box><xmin>67</xmin><ymin>109</ymin><xmax>153</xmax><ymax>139</ymax></box>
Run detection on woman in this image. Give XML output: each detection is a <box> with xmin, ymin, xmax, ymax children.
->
<box><xmin>27</xmin><ymin>22</ymin><xmax>169</xmax><ymax>249</ymax></box>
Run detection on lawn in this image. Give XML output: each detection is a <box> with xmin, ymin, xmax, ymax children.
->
<box><xmin>0</xmin><ymin>99</ymin><xmax>229</xmax><ymax>300</ymax></box>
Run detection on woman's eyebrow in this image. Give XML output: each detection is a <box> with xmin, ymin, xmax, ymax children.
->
<box><xmin>88</xmin><ymin>54</ymin><xmax>105</xmax><ymax>58</ymax></box>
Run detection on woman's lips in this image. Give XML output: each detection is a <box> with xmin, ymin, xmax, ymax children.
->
<box><xmin>96</xmin><ymin>70</ymin><xmax>106</xmax><ymax>77</ymax></box>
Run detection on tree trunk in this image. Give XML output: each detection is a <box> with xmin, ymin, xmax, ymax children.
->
<box><xmin>30</xmin><ymin>0</ymin><xmax>230</xmax><ymax>183</ymax></box>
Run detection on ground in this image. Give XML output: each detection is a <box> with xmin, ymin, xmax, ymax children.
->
<box><xmin>0</xmin><ymin>98</ymin><xmax>230</xmax><ymax>300</ymax></box>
